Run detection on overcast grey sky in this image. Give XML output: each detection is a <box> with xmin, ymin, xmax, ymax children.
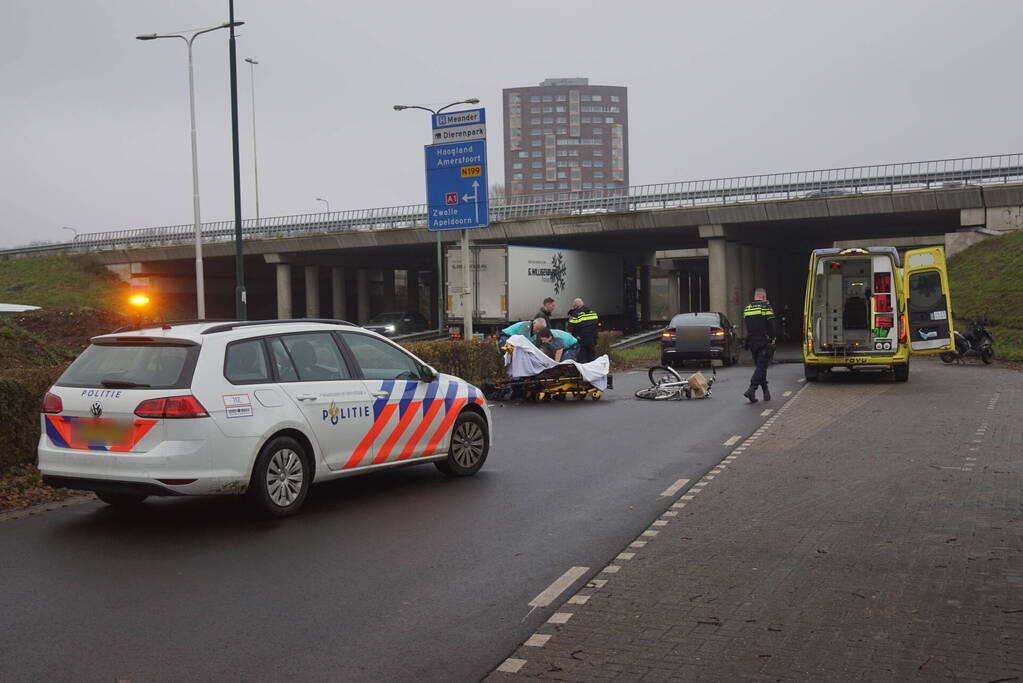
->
<box><xmin>2</xmin><ymin>0</ymin><xmax>1021</xmax><ymax>248</ymax></box>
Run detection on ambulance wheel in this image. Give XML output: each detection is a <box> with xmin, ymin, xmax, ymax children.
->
<box><xmin>436</xmin><ymin>411</ymin><xmax>489</xmax><ymax>477</ymax></box>
<box><xmin>804</xmin><ymin>363</ymin><xmax>820</xmax><ymax>382</ymax></box>
<box><xmin>893</xmin><ymin>362</ymin><xmax>909</xmax><ymax>382</ymax></box>
<box><xmin>939</xmin><ymin>352</ymin><xmax>956</xmax><ymax>364</ymax></box>
<box><xmin>248</xmin><ymin>436</ymin><xmax>311</xmax><ymax>518</ymax></box>
<box><xmin>95</xmin><ymin>492</ymin><xmax>148</xmax><ymax>507</ymax></box>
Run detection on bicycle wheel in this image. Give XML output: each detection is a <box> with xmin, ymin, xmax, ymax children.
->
<box><xmin>635</xmin><ymin>386</ymin><xmax>679</xmax><ymax>400</ymax></box>
<box><xmin>648</xmin><ymin>365</ymin><xmax>683</xmax><ymax>386</ymax></box>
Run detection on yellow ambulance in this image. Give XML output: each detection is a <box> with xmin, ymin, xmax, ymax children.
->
<box><xmin>802</xmin><ymin>246</ymin><xmax>954</xmax><ymax>382</ymax></box>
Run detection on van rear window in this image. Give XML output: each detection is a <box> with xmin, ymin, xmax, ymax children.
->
<box><xmin>56</xmin><ymin>343</ymin><xmax>199</xmax><ymax>389</ymax></box>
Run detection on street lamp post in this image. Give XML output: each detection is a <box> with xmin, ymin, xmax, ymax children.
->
<box><xmin>61</xmin><ymin>226</ymin><xmax>78</xmax><ymax>240</ymax></box>
<box><xmin>244</xmin><ymin>57</ymin><xmax>260</xmax><ymax>229</ymax></box>
<box><xmin>393</xmin><ymin>98</ymin><xmax>480</xmax><ymax>338</ymax></box>
<box><xmin>136</xmin><ymin>20</ymin><xmax>243</xmax><ymax>320</ymax></box>
<box><xmin>316</xmin><ymin>197</ymin><xmax>330</xmax><ymax>214</ymax></box>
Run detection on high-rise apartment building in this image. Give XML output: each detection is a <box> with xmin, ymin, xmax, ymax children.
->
<box><xmin>502</xmin><ymin>78</ymin><xmax>628</xmax><ymax>199</ymax></box>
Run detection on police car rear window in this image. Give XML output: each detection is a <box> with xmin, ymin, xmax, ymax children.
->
<box><xmin>56</xmin><ymin>343</ymin><xmax>199</xmax><ymax>390</ymax></box>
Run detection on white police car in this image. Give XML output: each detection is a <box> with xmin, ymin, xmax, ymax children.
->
<box><xmin>38</xmin><ymin>319</ymin><xmax>491</xmax><ymax>517</ymax></box>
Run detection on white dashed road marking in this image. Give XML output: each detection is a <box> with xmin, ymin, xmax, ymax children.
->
<box><xmin>498</xmin><ymin>658</ymin><xmax>526</xmax><ymax>673</ymax></box>
<box><xmin>723</xmin><ymin>435</ymin><xmax>742</xmax><ymax>446</ymax></box>
<box><xmin>528</xmin><ymin>566</ymin><xmax>589</xmax><ymax>608</ymax></box>
<box><xmin>783</xmin><ymin>390</ymin><xmax>792</xmax><ymax>397</ymax></box>
<box><xmin>660</xmin><ymin>478</ymin><xmax>690</xmax><ymax>497</ymax></box>
<box><xmin>760</xmin><ymin>409</ymin><xmax>774</xmax><ymax>416</ymax></box>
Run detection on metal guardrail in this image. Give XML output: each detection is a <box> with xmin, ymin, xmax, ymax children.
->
<box><xmin>5</xmin><ymin>153</ymin><xmax>1022</xmax><ymax>258</ymax></box>
<box><xmin>609</xmin><ymin>329</ymin><xmax>663</xmax><ymax>350</ymax></box>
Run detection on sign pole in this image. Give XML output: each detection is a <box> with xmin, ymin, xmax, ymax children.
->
<box><xmin>461</xmin><ymin>229</ymin><xmax>472</xmax><ymax>338</ymax></box>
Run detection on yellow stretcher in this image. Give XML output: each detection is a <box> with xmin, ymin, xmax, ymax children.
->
<box><xmin>482</xmin><ymin>346</ymin><xmax>609</xmax><ymax>402</ymax></box>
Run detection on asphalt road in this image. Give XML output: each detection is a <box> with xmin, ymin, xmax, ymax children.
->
<box><xmin>0</xmin><ymin>362</ymin><xmax>802</xmax><ymax>682</ymax></box>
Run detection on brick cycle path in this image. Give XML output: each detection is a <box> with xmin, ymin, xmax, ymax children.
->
<box><xmin>487</xmin><ymin>361</ymin><xmax>1022</xmax><ymax>682</ymax></box>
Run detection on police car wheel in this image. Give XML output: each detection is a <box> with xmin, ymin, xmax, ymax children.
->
<box><xmin>436</xmin><ymin>412</ymin><xmax>489</xmax><ymax>477</ymax></box>
<box><xmin>248</xmin><ymin>436</ymin><xmax>311</xmax><ymax>518</ymax></box>
<box><xmin>95</xmin><ymin>492</ymin><xmax>148</xmax><ymax>507</ymax></box>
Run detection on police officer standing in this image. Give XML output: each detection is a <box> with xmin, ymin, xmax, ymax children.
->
<box><xmin>566</xmin><ymin>297</ymin><xmax>599</xmax><ymax>363</ymax></box>
<box><xmin>742</xmin><ymin>288</ymin><xmax>776</xmax><ymax>403</ymax></box>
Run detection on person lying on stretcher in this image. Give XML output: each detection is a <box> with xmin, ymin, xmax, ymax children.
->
<box><xmin>535</xmin><ymin>328</ymin><xmax>580</xmax><ymax>362</ymax></box>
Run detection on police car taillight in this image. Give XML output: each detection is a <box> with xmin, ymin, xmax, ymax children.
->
<box><xmin>135</xmin><ymin>395</ymin><xmax>209</xmax><ymax>419</ymax></box>
<box><xmin>41</xmin><ymin>392</ymin><xmax>63</xmax><ymax>414</ymax></box>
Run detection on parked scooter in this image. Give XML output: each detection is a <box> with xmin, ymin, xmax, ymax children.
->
<box><xmin>940</xmin><ymin>317</ymin><xmax>995</xmax><ymax>364</ymax></box>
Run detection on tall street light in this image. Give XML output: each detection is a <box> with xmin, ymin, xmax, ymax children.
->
<box><xmin>393</xmin><ymin>98</ymin><xmax>480</xmax><ymax>338</ymax></box>
<box><xmin>136</xmin><ymin>20</ymin><xmax>243</xmax><ymax>320</ymax></box>
<box><xmin>61</xmin><ymin>226</ymin><xmax>78</xmax><ymax>240</ymax></box>
<box><xmin>316</xmin><ymin>197</ymin><xmax>330</xmax><ymax>214</ymax></box>
<box><xmin>244</xmin><ymin>57</ymin><xmax>261</xmax><ymax>228</ymax></box>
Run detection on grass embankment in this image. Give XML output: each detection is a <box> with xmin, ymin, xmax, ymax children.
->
<box><xmin>0</xmin><ymin>255</ymin><xmax>130</xmax><ymax>314</ymax></box>
<box><xmin>948</xmin><ymin>230</ymin><xmax>1023</xmax><ymax>360</ymax></box>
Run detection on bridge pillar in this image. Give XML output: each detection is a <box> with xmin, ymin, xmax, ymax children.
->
<box><xmin>639</xmin><ymin>264</ymin><xmax>651</xmax><ymax>323</ymax></box>
<box><xmin>331</xmin><ymin>267</ymin><xmax>346</xmax><ymax>320</ymax></box>
<box><xmin>305</xmin><ymin>265</ymin><xmax>320</xmax><ymax>318</ymax></box>
<box><xmin>381</xmin><ymin>269</ymin><xmax>396</xmax><ymax>312</ymax></box>
<box><xmin>275</xmin><ymin>264</ymin><xmax>292</xmax><ymax>319</ymax></box>
<box><xmin>357</xmin><ymin>269</ymin><xmax>371</xmax><ymax>324</ymax></box>
<box><xmin>754</xmin><ymin>248</ymin><xmax>769</xmax><ymax>295</ymax></box>
<box><xmin>740</xmin><ymin>244</ymin><xmax>754</xmax><ymax>308</ymax></box>
<box><xmin>406</xmin><ymin>270</ymin><xmax>420</xmax><ymax>312</ymax></box>
<box><xmin>703</xmin><ymin>232</ymin><xmax>728</xmax><ymax>316</ymax></box>
<box><xmin>667</xmin><ymin>271</ymin><xmax>680</xmax><ymax>316</ymax></box>
<box><xmin>725</xmin><ymin>241</ymin><xmax>741</xmax><ymax>324</ymax></box>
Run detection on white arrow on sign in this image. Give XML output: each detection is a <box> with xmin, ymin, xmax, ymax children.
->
<box><xmin>462</xmin><ymin>180</ymin><xmax>480</xmax><ymax>223</ymax></box>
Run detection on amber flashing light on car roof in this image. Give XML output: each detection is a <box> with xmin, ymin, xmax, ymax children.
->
<box><xmin>839</xmin><ymin>248</ymin><xmax>869</xmax><ymax>255</ymax></box>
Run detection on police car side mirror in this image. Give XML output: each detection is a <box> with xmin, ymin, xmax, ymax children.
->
<box><xmin>419</xmin><ymin>365</ymin><xmax>438</xmax><ymax>382</ymax></box>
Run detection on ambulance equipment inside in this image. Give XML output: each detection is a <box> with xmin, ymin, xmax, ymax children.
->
<box><xmin>802</xmin><ymin>246</ymin><xmax>954</xmax><ymax>382</ymax></box>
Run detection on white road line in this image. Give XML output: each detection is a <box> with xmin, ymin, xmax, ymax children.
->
<box><xmin>525</xmin><ymin>634</ymin><xmax>551</xmax><ymax>647</ymax></box>
<box><xmin>498</xmin><ymin>658</ymin><xmax>526</xmax><ymax>673</ymax></box>
<box><xmin>724</xmin><ymin>435</ymin><xmax>742</xmax><ymax>446</ymax></box>
<box><xmin>568</xmin><ymin>595</ymin><xmax>590</xmax><ymax>605</ymax></box>
<box><xmin>660</xmin><ymin>477</ymin><xmax>690</xmax><ymax>497</ymax></box>
<box><xmin>602</xmin><ymin>565</ymin><xmax>621</xmax><ymax>573</ymax></box>
<box><xmin>528</xmin><ymin>566</ymin><xmax>589</xmax><ymax>608</ymax></box>
<box><xmin>760</xmin><ymin>409</ymin><xmax>774</xmax><ymax>417</ymax></box>
<box><xmin>783</xmin><ymin>391</ymin><xmax>792</xmax><ymax>397</ymax></box>
<box><xmin>587</xmin><ymin>579</ymin><xmax>607</xmax><ymax>588</ymax></box>
<box><xmin>548</xmin><ymin>613</ymin><xmax>573</xmax><ymax>624</ymax></box>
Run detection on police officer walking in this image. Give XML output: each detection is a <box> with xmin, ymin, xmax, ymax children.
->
<box><xmin>742</xmin><ymin>288</ymin><xmax>776</xmax><ymax>403</ymax></box>
<box><xmin>566</xmin><ymin>297</ymin><xmax>599</xmax><ymax>363</ymax></box>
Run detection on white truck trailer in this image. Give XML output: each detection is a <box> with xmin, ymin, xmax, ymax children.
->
<box><xmin>445</xmin><ymin>244</ymin><xmax>624</xmax><ymax>335</ymax></box>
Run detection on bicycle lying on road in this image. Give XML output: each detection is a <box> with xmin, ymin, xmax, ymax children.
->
<box><xmin>634</xmin><ymin>365</ymin><xmax>715</xmax><ymax>400</ymax></box>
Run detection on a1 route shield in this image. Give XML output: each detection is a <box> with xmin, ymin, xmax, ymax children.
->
<box><xmin>424</xmin><ymin>139</ymin><xmax>489</xmax><ymax>231</ymax></box>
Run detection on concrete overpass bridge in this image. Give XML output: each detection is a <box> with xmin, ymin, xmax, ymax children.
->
<box><xmin>4</xmin><ymin>153</ymin><xmax>1022</xmax><ymax>328</ymax></box>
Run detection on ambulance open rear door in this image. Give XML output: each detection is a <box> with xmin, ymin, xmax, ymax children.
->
<box><xmin>903</xmin><ymin>247</ymin><xmax>955</xmax><ymax>354</ymax></box>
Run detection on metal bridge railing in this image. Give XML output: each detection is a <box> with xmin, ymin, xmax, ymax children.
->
<box><xmin>6</xmin><ymin>153</ymin><xmax>1022</xmax><ymax>257</ymax></box>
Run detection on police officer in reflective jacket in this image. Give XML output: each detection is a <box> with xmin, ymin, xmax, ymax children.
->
<box><xmin>566</xmin><ymin>298</ymin><xmax>600</xmax><ymax>363</ymax></box>
<box><xmin>742</xmin><ymin>288</ymin><xmax>776</xmax><ymax>403</ymax></box>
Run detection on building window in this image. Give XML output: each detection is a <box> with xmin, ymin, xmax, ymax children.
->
<box><xmin>532</xmin><ymin>161</ymin><xmax>542</xmax><ymax>168</ymax></box>
<box><xmin>558</xmin><ymin>182</ymin><xmax>568</xmax><ymax>189</ymax></box>
<box><xmin>583</xmin><ymin>182</ymin><xmax>593</xmax><ymax>189</ymax></box>
<box><xmin>542</xmin><ymin>117</ymin><xmax>553</xmax><ymax>124</ymax></box>
<box><xmin>542</xmin><ymin>95</ymin><xmax>553</xmax><ymax>102</ymax></box>
<box><xmin>594</xmin><ymin>182</ymin><xmax>604</xmax><ymax>189</ymax></box>
<box><xmin>556</xmin><ymin>116</ymin><xmax>567</xmax><ymax>124</ymax></box>
<box><xmin>556</xmin><ymin>95</ymin><xmax>566</xmax><ymax>102</ymax></box>
<box><xmin>529</xmin><ymin>96</ymin><xmax>541</xmax><ymax>103</ymax></box>
<box><xmin>512</xmin><ymin>162</ymin><xmax>522</xmax><ymax>169</ymax></box>
<box><xmin>582</xmin><ymin>160</ymin><xmax>592</xmax><ymax>167</ymax></box>
<box><xmin>581</xmin><ymin>94</ymin><xmax>591</xmax><ymax>102</ymax></box>
<box><xmin>593</xmin><ymin>149</ymin><xmax>604</xmax><ymax>157</ymax></box>
<box><xmin>511</xmin><ymin>181</ymin><xmax>524</xmax><ymax>192</ymax></box>
<box><xmin>555</xmin><ymin>106</ymin><xmax>565</xmax><ymax>113</ymax></box>
<box><xmin>605</xmin><ymin>117</ymin><xmax>615</xmax><ymax>124</ymax></box>
<box><xmin>531</xmin><ymin>139</ymin><xmax>541</xmax><ymax>146</ymax></box>
<box><xmin>594</xmin><ymin>171</ymin><xmax>604</xmax><ymax>178</ymax></box>
<box><xmin>512</xmin><ymin>173</ymin><xmax>523</xmax><ymax>180</ymax></box>
<box><xmin>591</xmin><ymin>95</ymin><xmax>602</xmax><ymax>102</ymax></box>
<box><xmin>556</xmin><ymin>127</ymin><xmax>568</xmax><ymax>135</ymax></box>
<box><xmin>530</xmin><ymin>128</ymin><xmax>541</xmax><ymax>135</ymax></box>
<box><xmin>594</xmin><ymin>160</ymin><xmax>604</xmax><ymax>167</ymax></box>
<box><xmin>532</xmin><ymin>172</ymin><xmax>542</xmax><ymax>179</ymax></box>
<box><xmin>592</xmin><ymin>127</ymin><xmax>603</xmax><ymax>134</ymax></box>
<box><xmin>509</xmin><ymin>94</ymin><xmax>521</xmax><ymax>104</ymax></box>
<box><xmin>530</xmin><ymin>107</ymin><xmax>541</xmax><ymax>114</ymax></box>
<box><xmin>518</xmin><ymin>151</ymin><xmax>529</xmax><ymax>158</ymax></box>
<box><xmin>542</xmin><ymin>106</ymin><xmax>553</xmax><ymax>113</ymax></box>
<box><xmin>610</xmin><ymin>95</ymin><xmax>620</xmax><ymax>102</ymax></box>
<box><xmin>532</xmin><ymin>150</ymin><xmax>542</xmax><ymax>157</ymax></box>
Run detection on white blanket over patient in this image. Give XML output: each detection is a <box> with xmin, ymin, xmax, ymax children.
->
<box><xmin>503</xmin><ymin>334</ymin><xmax>610</xmax><ymax>390</ymax></box>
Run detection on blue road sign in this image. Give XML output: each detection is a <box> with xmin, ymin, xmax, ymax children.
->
<box><xmin>424</xmin><ymin>139</ymin><xmax>489</xmax><ymax>231</ymax></box>
<box><xmin>432</xmin><ymin>108</ymin><xmax>485</xmax><ymax>129</ymax></box>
